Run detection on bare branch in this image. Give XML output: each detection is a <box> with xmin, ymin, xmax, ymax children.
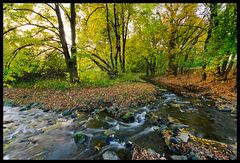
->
<box><xmin>59</xmin><ymin>3</ymin><xmax>71</xmax><ymax>22</ymax></box>
<box><xmin>4</xmin><ymin>23</ymin><xmax>60</xmax><ymax>37</ymax></box>
<box><xmin>85</xmin><ymin>6</ymin><xmax>105</xmax><ymax>25</ymax></box>
<box><xmin>45</xmin><ymin>3</ymin><xmax>55</xmax><ymax>11</ymax></box>
<box><xmin>6</xmin><ymin>44</ymin><xmax>34</xmax><ymax>68</ymax></box>
<box><xmin>88</xmin><ymin>51</ymin><xmax>112</xmax><ymax>70</ymax></box>
<box><xmin>105</xmin><ymin>3</ymin><xmax>114</xmax><ymax>69</ymax></box>
<box><xmin>12</xmin><ymin>8</ymin><xmax>57</xmax><ymax>29</ymax></box>
<box><xmin>3</xmin><ymin>26</ymin><xmax>18</xmax><ymax>35</ymax></box>
<box><xmin>90</xmin><ymin>58</ymin><xmax>109</xmax><ymax>72</ymax></box>
<box><xmin>179</xmin><ymin>24</ymin><xmax>207</xmax><ymax>32</ymax></box>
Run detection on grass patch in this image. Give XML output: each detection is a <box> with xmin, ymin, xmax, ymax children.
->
<box><xmin>79</xmin><ymin>71</ymin><xmax>144</xmax><ymax>87</ymax></box>
<box><xmin>14</xmin><ymin>79</ymin><xmax>73</xmax><ymax>91</ymax></box>
<box><xmin>13</xmin><ymin>72</ymin><xmax>145</xmax><ymax>90</ymax></box>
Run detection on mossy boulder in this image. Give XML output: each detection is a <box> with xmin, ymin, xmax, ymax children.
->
<box><xmin>73</xmin><ymin>132</ymin><xmax>87</xmax><ymax>144</ymax></box>
<box><xmin>62</xmin><ymin>110</ymin><xmax>72</xmax><ymax>116</ymax></box>
<box><xmin>122</xmin><ymin>112</ymin><xmax>135</xmax><ymax>122</ymax></box>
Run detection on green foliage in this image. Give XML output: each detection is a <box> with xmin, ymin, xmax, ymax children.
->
<box><xmin>14</xmin><ymin>79</ymin><xmax>73</xmax><ymax>91</ymax></box>
<box><xmin>33</xmin><ymin>79</ymin><xmax>73</xmax><ymax>90</ymax></box>
<box><xmin>3</xmin><ymin>68</ymin><xmax>16</xmax><ymax>88</ymax></box>
<box><xmin>206</xmin><ymin>3</ymin><xmax>237</xmax><ymax>66</ymax></box>
<box><xmin>79</xmin><ymin>70</ymin><xmax>142</xmax><ymax>87</ymax></box>
<box><xmin>79</xmin><ymin>70</ymin><xmax>112</xmax><ymax>87</ymax></box>
<box><xmin>114</xmin><ymin>73</ymin><xmax>141</xmax><ymax>83</ymax></box>
<box><xmin>14</xmin><ymin>72</ymin><xmax>142</xmax><ymax>90</ymax></box>
<box><xmin>3</xmin><ymin>3</ymin><xmax>237</xmax><ymax>87</ymax></box>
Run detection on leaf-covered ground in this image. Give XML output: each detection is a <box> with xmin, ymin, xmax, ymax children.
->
<box><xmin>152</xmin><ymin>69</ymin><xmax>237</xmax><ymax>111</ymax></box>
<box><xmin>3</xmin><ymin>83</ymin><xmax>157</xmax><ymax>111</ymax></box>
<box><xmin>161</xmin><ymin>128</ymin><xmax>237</xmax><ymax>160</ymax></box>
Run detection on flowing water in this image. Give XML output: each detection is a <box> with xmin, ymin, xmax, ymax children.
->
<box><xmin>3</xmin><ymin>87</ymin><xmax>237</xmax><ymax>160</ymax></box>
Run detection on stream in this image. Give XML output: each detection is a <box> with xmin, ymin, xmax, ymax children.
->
<box><xmin>3</xmin><ymin>86</ymin><xmax>237</xmax><ymax>160</ymax></box>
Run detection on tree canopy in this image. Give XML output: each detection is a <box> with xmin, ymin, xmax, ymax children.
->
<box><xmin>3</xmin><ymin>3</ymin><xmax>237</xmax><ymax>86</ymax></box>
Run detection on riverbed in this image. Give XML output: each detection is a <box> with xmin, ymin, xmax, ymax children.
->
<box><xmin>3</xmin><ymin>86</ymin><xmax>237</xmax><ymax>160</ymax></box>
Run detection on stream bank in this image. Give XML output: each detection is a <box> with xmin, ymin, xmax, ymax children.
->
<box><xmin>149</xmin><ymin>70</ymin><xmax>237</xmax><ymax>114</ymax></box>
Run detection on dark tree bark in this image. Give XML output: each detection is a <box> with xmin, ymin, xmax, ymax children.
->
<box><xmin>146</xmin><ymin>64</ymin><xmax>149</xmax><ymax>76</ymax></box>
<box><xmin>222</xmin><ymin>53</ymin><xmax>236</xmax><ymax>81</ymax></box>
<box><xmin>143</xmin><ymin>57</ymin><xmax>150</xmax><ymax>76</ymax></box>
<box><xmin>220</xmin><ymin>53</ymin><xmax>230</xmax><ymax>78</ymax></box>
<box><xmin>202</xmin><ymin>64</ymin><xmax>207</xmax><ymax>81</ymax></box>
<box><xmin>55</xmin><ymin>3</ymin><xmax>78</xmax><ymax>83</ymax></box>
<box><xmin>106</xmin><ymin>3</ymin><xmax>114</xmax><ymax>70</ymax></box>
<box><xmin>143</xmin><ymin>55</ymin><xmax>156</xmax><ymax>77</ymax></box>
<box><xmin>69</xmin><ymin>3</ymin><xmax>79</xmax><ymax>83</ymax></box>
<box><xmin>120</xmin><ymin>4</ymin><xmax>130</xmax><ymax>73</ymax></box>
<box><xmin>202</xmin><ymin>3</ymin><xmax>218</xmax><ymax>81</ymax></box>
<box><xmin>167</xmin><ymin>8</ymin><xmax>178</xmax><ymax>77</ymax></box>
<box><xmin>113</xmin><ymin>3</ymin><xmax>120</xmax><ymax>73</ymax></box>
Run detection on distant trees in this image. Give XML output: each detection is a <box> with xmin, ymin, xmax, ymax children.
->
<box><xmin>3</xmin><ymin>3</ymin><xmax>236</xmax><ymax>86</ymax></box>
<box><xmin>82</xmin><ymin>3</ymin><xmax>132</xmax><ymax>78</ymax></box>
<box><xmin>203</xmin><ymin>3</ymin><xmax>237</xmax><ymax>81</ymax></box>
<box><xmin>4</xmin><ymin>3</ymin><xmax>80</xmax><ymax>83</ymax></box>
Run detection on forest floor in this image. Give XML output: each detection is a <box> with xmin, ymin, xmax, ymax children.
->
<box><xmin>3</xmin><ymin>82</ymin><xmax>157</xmax><ymax>111</ymax></box>
<box><xmin>152</xmin><ymin>69</ymin><xmax>237</xmax><ymax>112</ymax></box>
<box><xmin>4</xmin><ymin>70</ymin><xmax>237</xmax><ymax>112</ymax></box>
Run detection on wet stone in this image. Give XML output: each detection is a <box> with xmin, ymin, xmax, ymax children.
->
<box><xmin>19</xmin><ymin>103</ymin><xmax>41</xmax><ymax>111</ymax></box>
<box><xmin>105</xmin><ymin>135</ymin><xmax>117</xmax><ymax>145</ymax></box>
<box><xmin>73</xmin><ymin>132</ymin><xmax>87</xmax><ymax>144</ymax></box>
<box><xmin>47</xmin><ymin>120</ymin><xmax>55</xmax><ymax>125</ymax></box>
<box><xmin>125</xmin><ymin>141</ymin><xmax>133</xmax><ymax>149</ymax></box>
<box><xmin>43</xmin><ymin>109</ymin><xmax>50</xmax><ymax>112</ymax></box>
<box><xmin>170</xmin><ymin>155</ymin><xmax>188</xmax><ymax>160</ymax></box>
<box><xmin>104</xmin><ymin>130</ymin><xmax>116</xmax><ymax>136</ymax></box>
<box><xmin>172</xmin><ymin>124</ymin><xmax>189</xmax><ymax>130</ymax></box>
<box><xmin>102</xmin><ymin>150</ymin><xmax>120</xmax><ymax>160</ymax></box>
<box><xmin>4</xmin><ymin>101</ymin><xmax>17</xmax><ymax>107</ymax></box>
<box><xmin>188</xmin><ymin>151</ymin><xmax>199</xmax><ymax>160</ymax></box>
<box><xmin>147</xmin><ymin>148</ymin><xmax>158</xmax><ymax>155</ymax></box>
<box><xmin>70</xmin><ymin>113</ymin><xmax>77</xmax><ymax>119</ymax></box>
<box><xmin>159</xmin><ymin>125</ymin><xmax>168</xmax><ymax>132</ymax></box>
<box><xmin>177</xmin><ymin>132</ymin><xmax>189</xmax><ymax>143</ymax></box>
<box><xmin>122</xmin><ymin>112</ymin><xmax>135</xmax><ymax>123</ymax></box>
<box><xmin>169</xmin><ymin>137</ymin><xmax>180</xmax><ymax>144</ymax></box>
<box><xmin>218</xmin><ymin>107</ymin><xmax>231</xmax><ymax>112</ymax></box>
<box><xmin>62</xmin><ymin>110</ymin><xmax>72</xmax><ymax>116</ymax></box>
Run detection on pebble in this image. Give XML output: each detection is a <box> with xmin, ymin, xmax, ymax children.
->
<box><xmin>170</xmin><ymin>155</ymin><xmax>188</xmax><ymax>160</ymax></box>
<box><xmin>169</xmin><ymin>137</ymin><xmax>180</xmax><ymax>144</ymax></box>
<box><xmin>102</xmin><ymin>150</ymin><xmax>120</xmax><ymax>160</ymax></box>
<box><xmin>177</xmin><ymin>132</ymin><xmax>189</xmax><ymax>143</ymax></box>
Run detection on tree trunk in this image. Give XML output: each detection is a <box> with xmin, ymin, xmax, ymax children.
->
<box><xmin>55</xmin><ymin>3</ymin><xmax>78</xmax><ymax>83</ymax></box>
<box><xmin>120</xmin><ymin>4</ymin><xmax>130</xmax><ymax>73</ymax></box>
<box><xmin>181</xmin><ymin>54</ymin><xmax>188</xmax><ymax>74</ymax></box>
<box><xmin>202</xmin><ymin>64</ymin><xmax>206</xmax><ymax>81</ymax></box>
<box><xmin>151</xmin><ymin>55</ymin><xmax>156</xmax><ymax>76</ymax></box>
<box><xmin>70</xmin><ymin>3</ymin><xmax>79</xmax><ymax>83</ymax></box>
<box><xmin>173</xmin><ymin>64</ymin><xmax>178</xmax><ymax>77</ymax></box>
<box><xmin>215</xmin><ymin>63</ymin><xmax>221</xmax><ymax>79</ymax></box>
<box><xmin>180</xmin><ymin>66</ymin><xmax>184</xmax><ymax>74</ymax></box>
<box><xmin>105</xmin><ymin>3</ymin><xmax>114</xmax><ymax>70</ymax></box>
<box><xmin>222</xmin><ymin>54</ymin><xmax>236</xmax><ymax>81</ymax></box>
<box><xmin>113</xmin><ymin>3</ymin><xmax>120</xmax><ymax>72</ymax></box>
<box><xmin>68</xmin><ymin>60</ymin><xmax>78</xmax><ymax>83</ymax></box>
<box><xmin>220</xmin><ymin>53</ymin><xmax>230</xmax><ymax>78</ymax></box>
<box><xmin>202</xmin><ymin>3</ymin><xmax>218</xmax><ymax>81</ymax></box>
<box><xmin>146</xmin><ymin>65</ymin><xmax>149</xmax><ymax>76</ymax></box>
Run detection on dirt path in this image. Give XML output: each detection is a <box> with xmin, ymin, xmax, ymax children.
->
<box><xmin>145</xmin><ymin>70</ymin><xmax>236</xmax><ymax>112</ymax></box>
